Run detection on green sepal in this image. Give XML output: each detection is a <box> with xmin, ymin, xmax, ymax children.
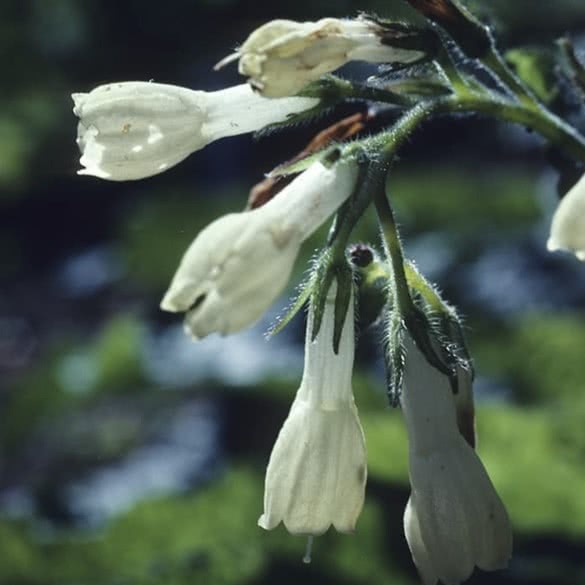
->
<box><xmin>266</xmin><ymin>275</ymin><xmax>313</xmax><ymax>338</ymax></box>
<box><xmin>310</xmin><ymin>251</ymin><xmax>336</xmax><ymax>343</ymax></box>
<box><xmin>268</xmin><ymin>145</ymin><xmax>340</xmax><ymax>178</ymax></box>
<box><xmin>404</xmin><ymin>260</ymin><xmax>469</xmax><ymax>391</ymax></box>
<box><xmin>332</xmin><ymin>264</ymin><xmax>354</xmax><ymax>354</ymax></box>
<box><xmin>299</xmin><ymin>74</ymin><xmax>418</xmax><ymax>106</ymax></box>
<box><xmin>384</xmin><ymin>308</ymin><xmax>406</xmax><ymax>407</ymax></box>
<box><xmin>375</xmin><ymin>78</ymin><xmax>452</xmax><ymax>98</ymax></box>
<box><xmin>404</xmin><ymin>306</ymin><xmax>454</xmax><ymax>380</ymax></box>
<box><xmin>444</xmin><ymin>313</ymin><xmax>474</xmax><ymax>375</ymax></box>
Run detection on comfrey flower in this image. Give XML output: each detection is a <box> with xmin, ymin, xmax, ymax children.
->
<box><xmin>160</xmin><ymin>159</ymin><xmax>359</xmax><ymax>339</ymax></box>
<box><xmin>258</xmin><ymin>282</ymin><xmax>366</xmax><ymax>534</ymax></box>
<box><xmin>72</xmin><ymin>82</ymin><xmax>318</xmax><ymax>180</ymax></box>
<box><xmin>547</xmin><ymin>171</ymin><xmax>585</xmax><ymax>260</ymax></box>
<box><xmin>220</xmin><ymin>17</ymin><xmax>429</xmax><ymax>97</ymax></box>
<box><xmin>401</xmin><ymin>334</ymin><xmax>512</xmax><ymax>585</ymax></box>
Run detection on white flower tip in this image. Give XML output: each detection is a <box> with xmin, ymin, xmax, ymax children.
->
<box><xmin>546</xmin><ymin>237</ymin><xmax>560</xmax><ymax>252</ymax></box>
<box><xmin>77</xmin><ymin>167</ymin><xmax>111</xmax><ymax>179</ymax></box>
<box><xmin>257</xmin><ymin>514</ymin><xmax>273</xmax><ymax>531</ymax></box>
<box><xmin>159</xmin><ymin>293</ymin><xmax>181</xmax><ymax>313</ymax></box>
<box><xmin>546</xmin><ymin>237</ymin><xmax>585</xmax><ymax>260</ymax></box>
<box><xmin>77</xmin><ymin>152</ymin><xmax>111</xmax><ymax>179</ymax></box>
<box><xmin>71</xmin><ymin>92</ymin><xmax>87</xmax><ymax>113</ymax></box>
<box><xmin>182</xmin><ymin>321</ymin><xmax>202</xmax><ymax>342</ymax></box>
<box><xmin>258</xmin><ymin>515</ymin><xmax>332</xmax><ymax>537</ymax></box>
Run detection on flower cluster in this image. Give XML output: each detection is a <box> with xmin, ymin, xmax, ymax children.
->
<box><xmin>71</xmin><ymin>5</ymin><xmax>585</xmax><ymax>584</ymax></box>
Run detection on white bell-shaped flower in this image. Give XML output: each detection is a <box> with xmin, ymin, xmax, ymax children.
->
<box><xmin>401</xmin><ymin>335</ymin><xmax>512</xmax><ymax>585</ymax></box>
<box><xmin>547</xmin><ymin>172</ymin><xmax>585</xmax><ymax>260</ymax></box>
<box><xmin>160</xmin><ymin>159</ymin><xmax>359</xmax><ymax>338</ymax></box>
<box><xmin>72</xmin><ymin>82</ymin><xmax>318</xmax><ymax>180</ymax></box>
<box><xmin>221</xmin><ymin>17</ymin><xmax>426</xmax><ymax>97</ymax></box>
<box><xmin>258</xmin><ymin>282</ymin><xmax>366</xmax><ymax>535</ymax></box>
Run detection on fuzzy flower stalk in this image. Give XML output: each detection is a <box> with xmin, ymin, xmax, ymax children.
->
<box><xmin>400</xmin><ymin>334</ymin><xmax>512</xmax><ymax>585</ymax></box>
<box><xmin>219</xmin><ymin>16</ymin><xmax>433</xmax><ymax>97</ymax></box>
<box><xmin>258</xmin><ymin>281</ymin><xmax>367</xmax><ymax>534</ymax></box>
<box><xmin>160</xmin><ymin>158</ymin><xmax>359</xmax><ymax>338</ymax></box>
<box><xmin>72</xmin><ymin>82</ymin><xmax>318</xmax><ymax>180</ymax></box>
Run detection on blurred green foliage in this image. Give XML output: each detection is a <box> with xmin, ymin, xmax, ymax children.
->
<box><xmin>392</xmin><ymin>167</ymin><xmax>540</xmax><ymax>235</ymax></box>
<box><xmin>474</xmin><ymin>314</ymin><xmax>585</xmax><ymax>404</ymax></box>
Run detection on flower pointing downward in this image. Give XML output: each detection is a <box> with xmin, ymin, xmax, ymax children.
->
<box><xmin>401</xmin><ymin>334</ymin><xmax>512</xmax><ymax>585</ymax></box>
<box><xmin>258</xmin><ymin>282</ymin><xmax>367</xmax><ymax>535</ymax></box>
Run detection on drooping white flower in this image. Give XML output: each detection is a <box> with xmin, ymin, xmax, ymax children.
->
<box><xmin>220</xmin><ymin>17</ymin><xmax>427</xmax><ymax>97</ymax></box>
<box><xmin>401</xmin><ymin>334</ymin><xmax>512</xmax><ymax>585</ymax></box>
<box><xmin>72</xmin><ymin>82</ymin><xmax>318</xmax><ymax>181</ymax></box>
<box><xmin>160</xmin><ymin>158</ymin><xmax>359</xmax><ymax>338</ymax></box>
<box><xmin>258</xmin><ymin>282</ymin><xmax>366</xmax><ymax>535</ymax></box>
<box><xmin>547</xmin><ymin>172</ymin><xmax>585</xmax><ymax>261</ymax></box>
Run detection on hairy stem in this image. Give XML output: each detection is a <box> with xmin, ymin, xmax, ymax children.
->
<box><xmin>374</xmin><ymin>184</ymin><xmax>413</xmax><ymax>315</ymax></box>
<box><xmin>355</xmin><ymin>91</ymin><xmax>585</xmax><ymax>163</ymax></box>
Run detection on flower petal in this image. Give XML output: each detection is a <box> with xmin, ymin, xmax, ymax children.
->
<box><xmin>547</xmin><ymin>171</ymin><xmax>585</xmax><ymax>260</ymax></box>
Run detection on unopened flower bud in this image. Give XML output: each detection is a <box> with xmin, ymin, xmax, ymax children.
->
<box><xmin>72</xmin><ymin>82</ymin><xmax>318</xmax><ymax>180</ymax></box>
<box><xmin>220</xmin><ymin>17</ymin><xmax>431</xmax><ymax>97</ymax></box>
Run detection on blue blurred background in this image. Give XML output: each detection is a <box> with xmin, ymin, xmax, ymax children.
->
<box><xmin>2</xmin><ymin>0</ymin><xmax>585</xmax><ymax>583</ymax></box>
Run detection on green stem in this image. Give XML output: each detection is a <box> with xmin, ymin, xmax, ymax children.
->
<box><xmin>451</xmin><ymin>96</ymin><xmax>585</xmax><ymax>163</ymax></box>
<box><xmin>433</xmin><ymin>46</ymin><xmax>477</xmax><ymax>98</ymax></box>
<box><xmin>359</xmin><ymin>93</ymin><xmax>585</xmax><ymax>164</ymax></box>
<box><xmin>364</xmin><ymin>99</ymin><xmax>444</xmax><ymax>156</ymax></box>
<box><xmin>374</xmin><ymin>184</ymin><xmax>413</xmax><ymax>315</ymax></box>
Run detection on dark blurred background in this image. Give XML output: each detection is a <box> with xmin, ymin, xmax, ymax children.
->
<box><xmin>2</xmin><ymin>1</ymin><xmax>585</xmax><ymax>584</ymax></box>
